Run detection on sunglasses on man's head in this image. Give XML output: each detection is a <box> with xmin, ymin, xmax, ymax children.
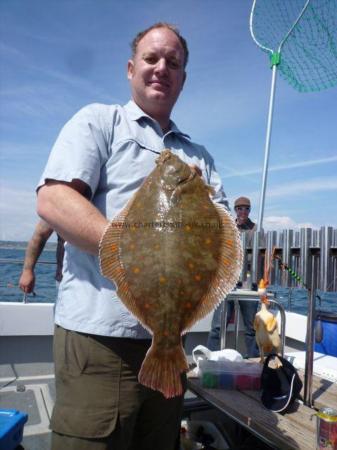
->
<box><xmin>235</xmin><ymin>206</ymin><xmax>250</xmax><ymax>211</ymax></box>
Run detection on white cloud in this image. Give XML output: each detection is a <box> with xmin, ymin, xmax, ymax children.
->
<box><xmin>268</xmin><ymin>177</ymin><xmax>337</xmax><ymax>198</ymax></box>
<box><xmin>221</xmin><ymin>156</ymin><xmax>337</xmax><ymax>179</ymax></box>
<box><xmin>0</xmin><ymin>185</ymin><xmax>41</xmax><ymax>241</ymax></box>
<box><xmin>263</xmin><ymin>216</ymin><xmax>317</xmax><ymax>231</ymax></box>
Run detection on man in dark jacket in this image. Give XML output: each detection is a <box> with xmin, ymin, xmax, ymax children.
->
<box><xmin>234</xmin><ymin>196</ymin><xmax>256</xmax><ymax>231</ymax></box>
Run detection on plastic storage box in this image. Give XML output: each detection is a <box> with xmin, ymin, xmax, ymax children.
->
<box><xmin>0</xmin><ymin>409</ymin><xmax>28</xmax><ymax>450</ymax></box>
<box><xmin>199</xmin><ymin>359</ymin><xmax>262</xmax><ymax>390</ymax></box>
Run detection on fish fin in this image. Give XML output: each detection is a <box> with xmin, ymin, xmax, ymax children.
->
<box><xmin>99</xmin><ymin>199</ymin><xmax>146</xmax><ymax>322</ymax></box>
<box><xmin>206</xmin><ymin>184</ymin><xmax>216</xmax><ymax>196</ymax></box>
<box><xmin>138</xmin><ymin>338</ymin><xmax>189</xmax><ymax>399</ymax></box>
<box><xmin>183</xmin><ymin>204</ymin><xmax>243</xmax><ymax>329</ymax></box>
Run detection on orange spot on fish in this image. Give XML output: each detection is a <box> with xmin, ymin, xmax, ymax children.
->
<box><xmin>154</xmin><ymin>244</ymin><xmax>161</xmax><ymax>250</ymax></box>
<box><xmin>159</xmin><ymin>276</ymin><xmax>166</xmax><ymax>284</ymax></box>
<box><xmin>188</xmin><ymin>262</ymin><xmax>194</xmax><ymax>269</ymax></box>
<box><xmin>194</xmin><ymin>274</ymin><xmax>202</xmax><ymax>281</ymax></box>
<box><xmin>184</xmin><ymin>225</ymin><xmax>191</xmax><ymax>232</ymax></box>
<box><xmin>163</xmin><ymin>330</ymin><xmax>169</xmax><ymax>337</ymax></box>
<box><xmin>129</xmin><ymin>243</ymin><xmax>135</xmax><ymax>250</ymax></box>
<box><xmin>144</xmin><ymin>303</ymin><xmax>150</xmax><ymax>309</ymax></box>
<box><xmin>205</xmin><ymin>238</ymin><xmax>212</xmax><ymax>245</ymax></box>
<box><xmin>110</xmin><ymin>243</ymin><xmax>118</xmax><ymax>252</ymax></box>
<box><xmin>133</xmin><ymin>267</ymin><xmax>140</xmax><ymax>274</ymax></box>
<box><xmin>226</xmin><ymin>239</ymin><xmax>233</xmax><ymax>246</ymax></box>
<box><xmin>185</xmin><ymin>302</ymin><xmax>192</xmax><ymax>309</ymax></box>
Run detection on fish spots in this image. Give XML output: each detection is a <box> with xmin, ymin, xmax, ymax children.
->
<box><xmin>159</xmin><ymin>275</ymin><xmax>167</xmax><ymax>284</ymax></box>
<box><xmin>154</xmin><ymin>243</ymin><xmax>161</xmax><ymax>250</ymax></box>
<box><xmin>133</xmin><ymin>267</ymin><xmax>141</xmax><ymax>274</ymax></box>
<box><xmin>184</xmin><ymin>301</ymin><xmax>192</xmax><ymax>309</ymax></box>
<box><xmin>184</xmin><ymin>225</ymin><xmax>192</xmax><ymax>232</ymax></box>
<box><xmin>204</xmin><ymin>238</ymin><xmax>212</xmax><ymax>245</ymax></box>
<box><xmin>194</xmin><ymin>274</ymin><xmax>202</xmax><ymax>282</ymax></box>
<box><xmin>110</xmin><ymin>243</ymin><xmax>118</xmax><ymax>252</ymax></box>
<box><xmin>226</xmin><ymin>239</ymin><xmax>233</xmax><ymax>247</ymax></box>
<box><xmin>188</xmin><ymin>262</ymin><xmax>195</xmax><ymax>270</ymax></box>
<box><xmin>129</xmin><ymin>243</ymin><xmax>135</xmax><ymax>250</ymax></box>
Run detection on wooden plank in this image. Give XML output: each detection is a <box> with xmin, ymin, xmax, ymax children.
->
<box><xmin>188</xmin><ymin>378</ymin><xmax>316</xmax><ymax>450</ymax></box>
<box><xmin>299</xmin><ymin>371</ymin><xmax>337</xmax><ymax>410</ymax></box>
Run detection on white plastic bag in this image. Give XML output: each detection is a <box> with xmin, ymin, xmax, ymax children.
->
<box><xmin>190</xmin><ymin>345</ymin><xmax>243</xmax><ymax>377</ymax></box>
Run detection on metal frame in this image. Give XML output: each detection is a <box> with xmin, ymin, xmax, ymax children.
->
<box><xmin>219</xmin><ymin>290</ymin><xmax>286</xmax><ymax>358</ymax></box>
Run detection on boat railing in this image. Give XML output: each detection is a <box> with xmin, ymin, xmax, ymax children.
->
<box><xmin>240</xmin><ymin>225</ymin><xmax>337</xmax><ymax>292</ymax></box>
<box><xmin>240</xmin><ymin>225</ymin><xmax>337</xmax><ymax>407</ymax></box>
<box><xmin>0</xmin><ymin>258</ymin><xmax>57</xmax><ymax>304</ymax></box>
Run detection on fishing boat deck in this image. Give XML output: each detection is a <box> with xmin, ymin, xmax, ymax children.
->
<box><xmin>1</xmin><ymin>354</ymin><xmax>337</xmax><ymax>450</ymax></box>
<box><xmin>187</xmin><ymin>368</ymin><xmax>337</xmax><ymax>450</ymax></box>
<box><xmin>0</xmin><ymin>365</ymin><xmax>54</xmax><ymax>450</ymax></box>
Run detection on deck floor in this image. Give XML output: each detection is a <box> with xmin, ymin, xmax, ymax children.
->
<box><xmin>1</xmin><ymin>337</ymin><xmax>336</xmax><ymax>450</ymax></box>
<box><xmin>0</xmin><ymin>370</ymin><xmax>54</xmax><ymax>449</ymax></box>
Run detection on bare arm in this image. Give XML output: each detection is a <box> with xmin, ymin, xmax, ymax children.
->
<box><xmin>19</xmin><ymin>220</ymin><xmax>54</xmax><ymax>293</ymax></box>
<box><xmin>37</xmin><ymin>179</ymin><xmax>109</xmax><ymax>255</ymax></box>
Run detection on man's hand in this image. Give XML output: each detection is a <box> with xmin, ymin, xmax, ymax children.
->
<box><xmin>19</xmin><ymin>269</ymin><xmax>35</xmax><ymax>293</ymax></box>
<box><xmin>190</xmin><ymin>164</ymin><xmax>202</xmax><ymax>177</ymax></box>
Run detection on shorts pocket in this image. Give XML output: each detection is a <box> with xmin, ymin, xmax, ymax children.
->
<box><xmin>54</xmin><ymin>325</ymin><xmax>89</xmax><ymax>378</ymax></box>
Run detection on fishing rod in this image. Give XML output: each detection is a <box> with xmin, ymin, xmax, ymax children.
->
<box><xmin>273</xmin><ymin>254</ymin><xmax>308</xmax><ymax>290</ymax></box>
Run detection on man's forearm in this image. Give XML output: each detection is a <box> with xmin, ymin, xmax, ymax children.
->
<box><xmin>23</xmin><ymin>221</ymin><xmax>53</xmax><ymax>270</ymax></box>
<box><xmin>23</xmin><ymin>238</ymin><xmax>48</xmax><ymax>270</ymax></box>
<box><xmin>37</xmin><ymin>182</ymin><xmax>109</xmax><ymax>255</ymax></box>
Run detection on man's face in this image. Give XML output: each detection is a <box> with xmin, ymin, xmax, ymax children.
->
<box><xmin>235</xmin><ymin>206</ymin><xmax>250</xmax><ymax>223</ymax></box>
<box><xmin>127</xmin><ymin>27</ymin><xmax>186</xmax><ymax>121</ymax></box>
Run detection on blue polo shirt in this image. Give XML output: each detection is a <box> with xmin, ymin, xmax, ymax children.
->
<box><xmin>38</xmin><ymin>100</ymin><xmax>229</xmax><ymax>338</ymax></box>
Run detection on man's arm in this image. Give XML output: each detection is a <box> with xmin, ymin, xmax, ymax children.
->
<box><xmin>19</xmin><ymin>220</ymin><xmax>54</xmax><ymax>293</ymax></box>
<box><xmin>37</xmin><ymin>179</ymin><xmax>109</xmax><ymax>255</ymax></box>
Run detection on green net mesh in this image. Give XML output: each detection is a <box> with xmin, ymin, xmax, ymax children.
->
<box><xmin>250</xmin><ymin>0</ymin><xmax>337</xmax><ymax>92</ymax></box>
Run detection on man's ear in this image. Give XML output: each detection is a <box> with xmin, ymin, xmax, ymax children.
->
<box><xmin>127</xmin><ymin>59</ymin><xmax>134</xmax><ymax>80</ymax></box>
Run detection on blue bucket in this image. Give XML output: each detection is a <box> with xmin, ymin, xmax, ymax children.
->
<box><xmin>314</xmin><ymin>311</ymin><xmax>337</xmax><ymax>357</ymax></box>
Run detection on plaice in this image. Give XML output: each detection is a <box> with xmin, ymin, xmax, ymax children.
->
<box><xmin>99</xmin><ymin>149</ymin><xmax>243</xmax><ymax>398</ymax></box>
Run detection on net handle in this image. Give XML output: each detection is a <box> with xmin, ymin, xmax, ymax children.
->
<box><xmin>249</xmin><ymin>0</ymin><xmax>311</xmax><ymax>56</ymax></box>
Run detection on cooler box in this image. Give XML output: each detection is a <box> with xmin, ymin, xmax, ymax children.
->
<box><xmin>315</xmin><ymin>311</ymin><xmax>337</xmax><ymax>357</ymax></box>
<box><xmin>199</xmin><ymin>359</ymin><xmax>262</xmax><ymax>390</ymax></box>
<box><xmin>0</xmin><ymin>409</ymin><xmax>28</xmax><ymax>450</ymax></box>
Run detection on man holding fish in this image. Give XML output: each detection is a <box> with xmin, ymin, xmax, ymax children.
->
<box><xmin>37</xmin><ymin>22</ymin><xmax>240</xmax><ymax>450</ymax></box>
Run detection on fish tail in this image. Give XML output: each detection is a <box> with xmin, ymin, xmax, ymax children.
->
<box><xmin>138</xmin><ymin>341</ymin><xmax>189</xmax><ymax>399</ymax></box>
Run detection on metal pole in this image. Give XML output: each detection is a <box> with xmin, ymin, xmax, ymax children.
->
<box><xmin>304</xmin><ymin>287</ymin><xmax>315</xmax><ymax>407</ymax></box>
<box><xmin>257</xmin><ymin>63</ymin><xmax>278</xmax><ymax>231</ymax></box>
<box><xmin>303</xmin><ymin>251</ymin><xmax>317</xmax><ymax>407</ymax></box>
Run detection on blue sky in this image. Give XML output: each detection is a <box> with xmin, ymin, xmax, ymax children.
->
<box><xmin>0</xmin><ymin>0</ymin><xmax>336</xmax><ymax>241</ymax></box>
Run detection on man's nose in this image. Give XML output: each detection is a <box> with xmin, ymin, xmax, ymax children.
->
<box><xmin>154</xmin><ymin>58</ymin><xmax>168</xmax><ymax>74</ymax></box>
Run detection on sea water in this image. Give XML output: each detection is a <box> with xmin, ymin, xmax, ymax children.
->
<box><xmin>1</xmin><ymin>245</ymin><xmax>337</xmax><ymax>315</ymax></box>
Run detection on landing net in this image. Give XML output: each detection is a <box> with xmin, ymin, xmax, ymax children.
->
<box><xmin>250</xmin><ymin>0</ymin><xmax>337</xmax><ymax>92</ymax></box>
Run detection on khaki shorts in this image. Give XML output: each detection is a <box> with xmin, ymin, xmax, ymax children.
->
<box><xmin>51</xmin><ymin>325</ymin><xmax>186</xmax><ymax>450</ymax></box>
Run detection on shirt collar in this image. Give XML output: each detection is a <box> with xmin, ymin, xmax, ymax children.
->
<box><xmin>123</xmin><ymin>100</ymin><xmax>190</xmax><ymax>139</ymax></box>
